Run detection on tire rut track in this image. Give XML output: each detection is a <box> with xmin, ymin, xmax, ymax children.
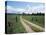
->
<box><xmin>20</xmin><ymin>16</ymin><xmax>34</xmax><ymax>33</ymax></box>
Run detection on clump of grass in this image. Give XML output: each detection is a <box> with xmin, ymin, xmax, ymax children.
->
<box><xmin>7</xmin><ymin>14</ymin><xmax>26</xmax><ymax>34</ymax></box>
<box><xmin>22</xmin><ymin>15</ymin><xmax>45</xmax><ymax>28</ymax></box>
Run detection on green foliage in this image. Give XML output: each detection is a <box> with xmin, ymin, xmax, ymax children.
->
<box><xmin>22</xmin><ymin>15</ymin><xmax>45</xmax><ymax>28</ymax></box>
<box><xmin>7</xmin><ymin>14</ymin><xmax>26</xmax><ymax>34</ymax></box>
<box><xmin>22</xmin><ymin>15</ymin><xmax>45</xmax><ymax>32</ymax></box>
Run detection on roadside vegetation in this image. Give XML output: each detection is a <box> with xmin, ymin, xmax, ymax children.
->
<box><xmin>7</xmin><ymin>14</ymin><xmax>26</xmax><ymax>34</ymax></box>
<box><xmin>6</xmin><ymin>13</ymin><xmax>45</xmax><ymax>33</ymax></box>
<box><xmin>22</xmin><ymin>14</ymin><xmax>45</xmax><ymax>32</ymax></box>
<box><xmin>22</xmin><ymin>15</ymin><xmax>45</xmax><ymax>28</ymax></box>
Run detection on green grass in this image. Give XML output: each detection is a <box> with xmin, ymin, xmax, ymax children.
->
<box><xmin>22</xmin><ymin>15</ymin><xmax>45</xmax><ymax>28</ymax></box>
<box><xmin>22</xmin><ymin>15</ymin><xmax>45</xmax><ymax>32</ymax></box>
<box><xmin>7</xmin><ymin>14</ymin><xmax>45</xmax><ymax>33</ymax></box>
<box><xmin>7</xmin><ymin>14</ymin><xmax>26</xmax><ymax>34</ymax></box>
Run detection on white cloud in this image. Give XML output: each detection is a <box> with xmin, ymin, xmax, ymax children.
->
<box><xmin>7</xmin><ymin>5</ymin><xmax>45</xmax><ymax>14</ymax></box>
<box><xmin>7</xmin><ymin>6</ymin><xmax>25</xmax><ymax>13</ymax></box>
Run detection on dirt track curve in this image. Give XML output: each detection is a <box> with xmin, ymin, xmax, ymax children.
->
<box><xmin>20</xmin><ymin>16</ymin><xmax>34</xmax><ymax>33</ymax></box>
<box><xmin>20</xmin><ymin>16</ymin><xmax>44</xmax><ymax>32</ymax></box>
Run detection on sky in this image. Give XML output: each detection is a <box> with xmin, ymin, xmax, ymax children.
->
<box><xmin>6</xmin><ymin>0</ymin><xmax>43</xmax><ymax>2</ymax></box>
<box><xmin>6</xmin><ymin>1</ymin><xmax>45</xmax><ymax>14</ymax></box>
<box><xmin>7</xmin><ymin>1</ymin><xmax>44</xmax><ymax>9</ymax></box>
